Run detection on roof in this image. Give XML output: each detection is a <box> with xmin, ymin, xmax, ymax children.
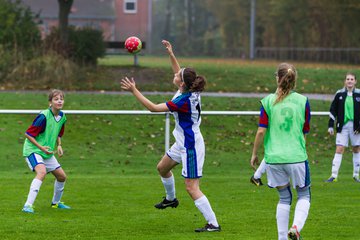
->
<box><xmin>20</xmin><ymin>0</ymin><xmax>116</xmax><ymax>20</ymax></box>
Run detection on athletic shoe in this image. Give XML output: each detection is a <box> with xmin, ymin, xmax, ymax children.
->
<box><xmin>353</xmin><ymin>177</ymin><xmax>360</xmax><ymax>183</ymax></box>
<box><xmin>250</xmin><ymin>175</ymin><xmax>263</xmax><ymax>186</ymax></box>
<box><xmin>288</xmin><ymin>225</ymin><xmax>302</xmax><ymax>240</ymax></box>
<box><xmin>195</xmin><ymin>223</ymin><xmax>221</xmax><ymax>232</ymax></box>
<box><xmin>22</xmin><ymin>204</ymin><xmax>35</xmax><ymax>213</ymax></box>
<box><xmin>51</xmin><ymin>202</ymin><xmax>71</xmax><ymax>209</ymax></box>
<box><xmin>154</xmin><ymin>197</ymin><xmax>179</xmax><ymax>209</ymax></box>
<box><xmin>325</xmin><ymin>176</ymin><xmax>337</xmax><ymax>182</ymax></box>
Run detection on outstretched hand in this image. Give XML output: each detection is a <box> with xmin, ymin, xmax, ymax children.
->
<box><xmin>121</xmin><ymin>77</ymin><xmax>137</xmax><ymax>92</ymax></box>
<box><xmin>162</xmin><ymin>40</ymin><xmax>173</xmax><ymax>55</ymax></box>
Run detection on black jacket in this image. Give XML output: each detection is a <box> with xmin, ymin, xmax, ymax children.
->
<box><xmin>328</xmin><ymin>88</ymin><xmax>360</xmax><ymax>133</ymax></box>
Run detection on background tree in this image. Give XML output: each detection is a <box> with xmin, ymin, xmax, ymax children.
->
<box><xmin>58</xmin><ymin>0</ymin><xmax>74</xmax><ymax>46</ymax></box>
<box><xmin>152</xmin><ymin>0</ymin><xmax>360</xmax><ymax>62</ymax></box>
<box><xmin>0</xmin><ymin>0</ymin><xmax>41</xmax><ymax>81</ymax></box>
<box><xmin>0</xmin><ymin>0</ymin><xmax>40</xmax><ymax>53</ymax></box>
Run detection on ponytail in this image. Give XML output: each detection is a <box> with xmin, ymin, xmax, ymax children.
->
<box><xmin>183</xmin><ymin>68</ymin><xmax>206</xmax><ymax>92</ymax></box>
<box><xmin>274</xmin><ymin>63</ymin><xmax>296</xmax><ymax>104</ymax></box>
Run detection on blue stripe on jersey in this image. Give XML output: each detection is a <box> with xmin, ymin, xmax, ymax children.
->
<box><xmin>186</xmin><ymin>148</ymin><xmax>198</xmax><ymax>178</ymax></box>
<box><xmin>178</xmin><ymin>98</ymin><xmax>196</xmax><ymax>149</ymax></box>
<box><xmin>172</xmin><ymin>92</ymin><xmax>191</xmax><ymax>104</ymax></box>
<box><xmin>32</xmin><ymin>114</ymin><xmax>46</xmax><ymax>127</ymax></box>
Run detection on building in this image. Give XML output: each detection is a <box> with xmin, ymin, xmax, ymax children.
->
<box><xmin>20</xmin><ymin>0</ymin><xmax>151</xmax><ymax>45</ymax></box>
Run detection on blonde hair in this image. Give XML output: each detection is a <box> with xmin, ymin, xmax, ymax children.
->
<box><xmin>48</xmin><ymin>89</ymin><xmax>64</xmax><ymax>102</ymax></box>
<box><xmin>274</xmin><ymin>63</ymin><xmax>297</xmax><ymax>104</ymax></box>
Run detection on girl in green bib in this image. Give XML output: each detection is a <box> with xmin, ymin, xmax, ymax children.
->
<box><xmin>22</xmin><ymin>89</ymin><xmax>70</xmax><ymax>213</ymax></box>
<box><xmin>250</xmin><ymin>63</ymin><xmax>311</xmax><ymax>240</ymax></box>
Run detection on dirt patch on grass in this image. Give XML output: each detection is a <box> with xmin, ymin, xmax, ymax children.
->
<box><xmin>0</xmin><ymin>65</ymin><xmax>173</xmax><ymax>91</ymax></box>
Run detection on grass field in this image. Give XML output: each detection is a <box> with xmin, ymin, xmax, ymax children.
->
<box><xmin>3</xmin><ymin>55</ymin><xmax>356</xmax><ymax>93</ymax></box>
<box><xmin>95</xmin><ymin>55</ymin><xmax>359</xmax><ymax>94</ymax></box>
<box><xmin>0</xmin><ymin>92</ymin><xmax>359</xmax><ymax>239</ymax></box>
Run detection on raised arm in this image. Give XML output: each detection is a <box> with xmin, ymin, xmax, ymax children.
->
<box><xmin>120</xmin><ymin>77</ymin><xmax>169</xmax><ymax>112</ymax></box>
<box><xmin>162</xmin><ymin>40</ymin><xmax>180</xmax><ymax>74</ymax></box>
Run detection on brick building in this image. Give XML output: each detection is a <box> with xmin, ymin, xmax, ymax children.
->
<box><xmin>21</xmin><ymin>0</ymin><xmax>151</xmax><ymax>44</ymax></box>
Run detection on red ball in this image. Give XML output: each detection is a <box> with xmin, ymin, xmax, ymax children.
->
<box><xmin>125</xmin><ymin>36</ymin><xmax>142</xmax><ymax>54</ymax></box>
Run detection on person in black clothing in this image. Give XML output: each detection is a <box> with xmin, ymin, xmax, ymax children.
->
<box><xmin>326</xmin><ymin>72</ymin><xmax>360</xmax><ymax>183</ymax></box>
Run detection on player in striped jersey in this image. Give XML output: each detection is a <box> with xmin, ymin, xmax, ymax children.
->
<box><xmin>120</xmin><ymin>40</ymin><xmax>220</xmax><ymax>232</ymax></box>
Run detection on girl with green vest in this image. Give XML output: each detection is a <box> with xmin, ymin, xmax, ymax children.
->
<box><xmin>326</xmin><ymin>73</ymin><xmax>360</xmax><ymax>183</ymax></box>
<box><xmin>22</xmin><ymin>89</ymin><xmax>70</xmax><ymax>213</ymax></box>
<box><xmin>250</xmin><ymin>63</ymin><xmax>311</xmax><ymax>240</ymax></box>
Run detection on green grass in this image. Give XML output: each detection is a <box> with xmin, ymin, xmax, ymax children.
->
<box><xmin>97</xmin><ymin>55</ymin><xmax>358</xmax><ymax>93</ymax></box>
<box><xmin>0</xmin><ymin>92</ymin><xmax>358</xmax><ymax>239</ymax></box>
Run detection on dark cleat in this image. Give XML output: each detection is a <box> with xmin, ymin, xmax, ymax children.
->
<box><xmin>325</xmin><ymin>176</ymin><xmax>337</xmax><ymax>182</ymax></box>
<box><xmin>154</xmin><ymin>197</ymin><xmax>179</xmax><ymax>209</ymax></box>
<box><xmin>250</xmin><ymin>175</ymin><xmax>263</xmax><ymax>186</ymax></box>
<box><xmin>288</xmin><ymin>225</ymin><xmax>302</xmax><ymax>240</ymax></box>
<box><xmin>195</xmin><ymin>223</ymin><xmax>221</xmax><ymax>232</ymax></box>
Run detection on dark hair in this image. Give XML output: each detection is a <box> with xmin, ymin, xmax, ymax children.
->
<box><xmin>48</xmin><ymin>89</ymin><xmax>64</xmax><ymax>101</ymax></box>
<box><xmin>182</xmin><ymin>68</ymin><xmax>206</xmax><ymax>92</ymax></box>
<box><xmin>274</xmin><ymin>63</ymin><xmax>297</xmax><ymax>104</ymax></box>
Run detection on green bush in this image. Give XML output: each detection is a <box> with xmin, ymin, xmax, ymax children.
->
<box><xmin>45</xmin><ymin>26</ymin><xmax>106</xmax><ymax>65</ymax></box>
<box><xmin>7</xmin><ymin>51</ymin><xmax>82</xmax><ymax>89</ymax></box>
<box><xmin>0</xmin><ymin>0</ymin><xmax>41</xmax><ymax>81</ymax></box>
<box><xmin>0</xmin><ymin>0</ymin><xmax>41</xmax><ymax>54</ymax></box>
<box><xmin>0</xmin><ymin>45</ymin><xmax>15</xmax><ymax>81</ymax></box>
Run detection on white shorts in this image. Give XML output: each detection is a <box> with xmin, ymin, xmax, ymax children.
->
<box><xmin>266</xmin><ymin>161</ymin><xmax>311</xmax><ymax>189</ymax></box>
<box><xmin>166</xmin><ymin>135</ymin><xmax>205</xmax><ymax>179</ymax></box>
<box><xmin>25</xmin><ymin>153</ymin><xmax>61</xmax><ymax>173</ymax></box>
<box><xmin>336</xmin><ymin>121</ymin><xmax>360</xmax><ymax>147</ymax></box>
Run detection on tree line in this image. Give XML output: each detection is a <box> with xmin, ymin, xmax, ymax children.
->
<box><xmin>151</xmin><ymin>0</ymin><xmax>360</xmax><ymax>62</ymax></box>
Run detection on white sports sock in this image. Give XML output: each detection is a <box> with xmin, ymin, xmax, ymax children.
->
<box><xmin>161</xmin><ymin>175</ymin><xmax>176</xmax><ymax>201</ymax></box>
<box><xmin>52</xmin><ymin>180</ymin><xmax>65</xmax><ymax>204</ymax></box>
<box><xmin>292</xmin><ymin>199</ymin><xmax>310</xmax><ymax>232</ymax></box>
<box><xmin>331</xmin><ymin>153</ymin><xmax>343</xmax><ymax>178</ymax></box>
<box><xmin>25</xmin><ymin>178</ymin><xmax>43</xmax><ymax>206</ymax></box>
<box><xmin>352</xmin><ymin>152</ymin><xmax>360</xmax><ymax>178</ymax></box>
<box><xmin>276</xmin><ymin>203</ymin><xmax>290</xmax><ymax>240</ymax></box>
<box><xmin>194</xmin><ymin>195</ymin><xmax>219</xmax><ymax>227</ymax></box>
<box><xmin>254</xmin><ymin>159</ymin><xmax>267</xmax><ymax>179</ymax></box>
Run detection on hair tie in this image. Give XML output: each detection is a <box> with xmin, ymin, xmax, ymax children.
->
<box><xmin>287</xmin><ymin>68</ymin><xmax>292</xmax><ymax>73</ymax></box>
<box><xmin>180</xmin><ymin>68</ymin><xmax>185</xmax><ymax>82</ymax></box>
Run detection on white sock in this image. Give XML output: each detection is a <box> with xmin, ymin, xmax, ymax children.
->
<box><xmin>194</xmin><ymin>195</ymin><xmax>219</xmax><ymax>227</ymax></box>
<box><xmin>161</xmin><ymin>175</ymin><xmax>175</xmax><ymax>201</ymax></box>
<box><xmin>254</xmin><ymin>159</ymin><xmax>267</xmax><ymax>179</ymax></box>
<box><xmin>276</xmin><ymin>203</ymin><xmax>290</xmax><ymax>240</ymax></box>
<box><xmin>25</xmin><ymin>178</ymin><xmax>43</xmax><ymax>206</ymax></box>
<box><xmin>52</xmin><ymin>180</ymin><xmax>65</xmax><ymax>204</ymax></box>
<box><xmin>292</xmin><ymin>199</ymin><xmax>310</xmax><ymax>232</ymax></box>
<box><xmin>353</xmin><ymin>152</ymin><xmax>360</xmax><ymax>178</ymax></box>
<box><xmin>331</xmin><ymin>153</ymin><xmax>343</xmax><ymax>178</ymax></box>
